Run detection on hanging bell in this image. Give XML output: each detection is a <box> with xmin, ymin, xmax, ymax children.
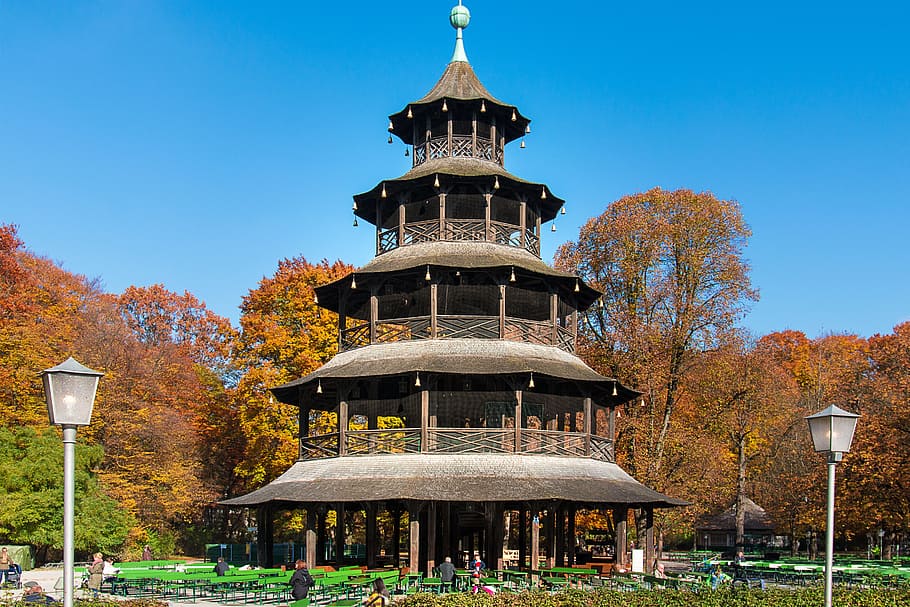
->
<box><xmin>525</xmin><ymin>124</ymin><xmax>531</xmax><ymax>134</ymax></box>
<box><xmin>528</xmin><ymin>372</ymin><xmax>535</xmax><ymax>389</ymax></box>
<box><xmin>425</xmin><ymin>265</ymin><xmax>431</xmax><ymax>281</ymax></box>
<box><xmin>574</xmin><ymin>279</ymin><xmax>580</xmax><ymax>293</ymax></box>
<box><xmin>314</xmin><ymin>292</ymin><xmax>319</xmax><ymax>304</ymax></box>
<box><xmin>434</xmin><ymin>174</ymin><xmax>440</xmax><ymax>188</ymax></box>
<box><xmin>442</xmin><ymin>99</ymin><xmax>448</xmax><ymax>112</ymax></box>
<box><xmin>509</xmin><ymin>267</ymin><xmax>516</xmax><ymax>283</ymax></box>
<box><xmin>316</xmin><ymin>380</ymin><xmax>323</xmax><ymax>394</ymax></box>
<box><xmin>381</xmin><ymin>183</ymin><xmax>387</xmax><ymax>198</ymax></box>
<box><xmin>560</xmin><ymin>206</ymin><xmax>566</xmax><ymax>215</ymax></box>
<box><xmin>493</xmin><ymin>176</ymin><xmax>500</xmax><ymax>190</ymax></box>
<box><xmin>511</xmin><ymin>109</ymin><xmax>517</xmax><ymax>121</ymax></box>
<box><xmin>415</xmin><ymin>372</ymin><xmax>421</xmax><ymax>388</ymax></box>
<box><xmin>480</xmin><ymin>100</ymin><xmax>486</xmax><ymax>113</ymax></box>
<box><xmin>407</xmin><ymin>106</ymin><xmax>413</xmax><ymax>119</ymax></box>
<box><xmin>541</xmin><ymin>187</ymin><xmax>547</xmax><ymax>200</ymax></box>
<box><xmin>612</xmin><ymin>382</ymin><xmax>618</xmax><ymax>397</ymax></box>
<box><xmin>353</xmin><ymin>217</ymin><xmax>359</xmax><ymax>227</ymax></box>
<box><xmin>404</xmin><ymin>148</ymin><xmax>409</xmax><ymax>157</ymax></box>
<box><xmin>352</xmin><ymin>201</ymin><xmax>358</xmax><ymax>211</ymax></box>
<box><xmin>551</xmin><ymin>223</ymin><xmax>557</xmax><ymax>232</ymax></box>
<box><xmin>388</xmin><ymin>120</ymin><xmax>394</xmax><ymax>131</ymax></box>
<box><xmin>388</xmin><ymin>134</ymin><xmax>393</xmax><ymax>144</ymax></box>
<box><xmin>351</xmin><ymin>275</ymin><xmax>357</xmax><ymax>289</ymax></box>
<box><xmin>520</xmin><ymin>140</ymin><xmax>526</xmax><ymax>148</ymax></box>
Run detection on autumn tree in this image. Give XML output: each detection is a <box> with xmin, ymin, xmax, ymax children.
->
<box><xmin>231</xmin><ymin>256</ymin><xmax>352</xmax><ymax>489</ymax></box>
<box><xmin>556</xmin><ymin>188</ymin><xmax>757</xmax><ymax>538</ymax></box>
<box><xmin>682</xmin><ymin>339</ymin><xmax>800</xmax><ymax>546</ymax></box>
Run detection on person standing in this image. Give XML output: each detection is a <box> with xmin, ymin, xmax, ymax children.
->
<box><xmin>213</xmin><ymin>557</ymin><xmax>229</xmax><ymax>576</ymax></box>
<box><xmin>87</xmin><ymin>553</ymin><xmax>104</xmax><ymax>596</ymax></box>
<box><xmin>142</xmin><ymin>545</ymin><xmax>152</xmax><ymax>561</ymax></box>
<box><xmin>0</xmin><ymin>547</ymin><xmax>13</xmax><ymax>584</ymax></box>
<box><xmin>289</xmin><ymin>559</ymin><xmax>314</xmax><ymax>600</ymax></box>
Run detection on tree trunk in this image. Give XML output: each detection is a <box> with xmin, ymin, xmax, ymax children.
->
<box><xmin>735</xmin><ymin>435</ymin><xmax>747</xmax><ymax>548</ymax></box>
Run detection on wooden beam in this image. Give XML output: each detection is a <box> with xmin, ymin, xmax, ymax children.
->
<box><xmin>426</xmin><ymin>502</ymin><xmax>437</xmax><ymax>573</ymax></box>
<box><xmin>306</xmin><ymin>509</ymin><xmax>317</xmax><ymax>568</ymax></box>
<box><xmin>530</xmin><ymin>510</ymin><xmax>540</xmax><ymax>572</ymax></box>
<box><xmin>366</xmin><ymin>503</ymin><xmax>378</xmax><ymax>569</ymax></box>
<box><xmin>420</xmin><ymin>388</ymin><xmax>429</xmax><ymax>452</ymax></box>
<box><xmin>645</xmin><ymin>507</ymin><xmax>655</xmax><ymax>574</ymax></box>
<box><xmin>514</xmin><ymin>389</ymin><xmax>522</xmax><ymax>453</ymax></box>
<box><xmin>409</xmin><ymin>505</ymin><xmax>420</xmax><ymax>573</ymax></box>
<box><xmin>338</xmin><ymin>400</ymin><xmax>348</xmax><ymax>457</ymax></box>
<box><xmin>430</xmin><ymin>283</ymin><xmax>438</xmax><ymax>339</ymax></box>
<box><xmin>335</xmin><ymin>504</ymin><xmax>346</xmax><ymax>568</ymax></box>
<box><xmin>369</xmin><ymin>288</ymin><xmax>378</xmax><ymax>344</ymax></box>
<box><xmin>583</xmin><ymin>397</ymin><xmax>592</xmax><ymax>457</ymax></box>
<box><xmin>614</xmin><ymin>507</ymin><xmax>628</xmax><ymax>570</ymax></box>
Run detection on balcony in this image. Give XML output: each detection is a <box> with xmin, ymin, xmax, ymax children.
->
<box><xmin>299</xmin><ymin>428</ymin><xmax>614</xmax><ymax>463</ymax></box>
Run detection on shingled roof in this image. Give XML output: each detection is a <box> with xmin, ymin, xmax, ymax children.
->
<box><xmin>696</xmin><ymin>497</ymin><xmax>776</xmax><ymax>532</ymax></box>
<box><xmin>220</xmin><ymin>453</ymin><xmax>688</xmax><ymax>507</ymax></box>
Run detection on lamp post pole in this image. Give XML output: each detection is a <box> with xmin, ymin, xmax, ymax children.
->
<box><xmin>824</xmin><ymin>456</ymin><xmax>836</xmax><ymax>607</ymax></box>
<box><xmin>62</xmin><ymin>425</ymin><xmax>76</xmax><ymax>607</ymax></box>
<box><xmin>41</xmin><ymin>357</ymin><xmax>104</xmax><ymax>607</ymax></box>
<box><xmin>806</xmin><ymin>404</ymin><xmax>859</xmax><ymax>607</ymax></box>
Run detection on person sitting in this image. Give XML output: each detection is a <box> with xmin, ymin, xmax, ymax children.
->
<box><xmin>710</xmin><ymin>565</ymin><xmax>729</xmax><ymax>590</ymax></box>
<box><xmin>213</xmin><ymin>557</ymin><xmax>229</xmax><ymax>576</ymax></box>
<box><xmin>438</xmin><ymin>556</ymin><xmax>456</xmax><ymax>589</ymax></box>
<box><xmin>23</xmin><ymin>582</ymin><xmax>57</xmax><ymax>605</ymax></box>
<box><xmin>362</xmin><ymin>578</ymin><xmax>390</xmax><ymax>606</ymax></box>
<box><xmin>654</xmin><ymin>563</ymin><xmax>667</xmax><ymax>579</ymax></box>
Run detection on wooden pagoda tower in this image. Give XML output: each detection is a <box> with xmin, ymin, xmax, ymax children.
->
<box><xmin>223</xmin><ymin>2</ymin><xmax>684</xmax><ymax>575</ymax></box>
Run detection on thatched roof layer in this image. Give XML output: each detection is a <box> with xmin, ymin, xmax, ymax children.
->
<box><xmin>696</xmin><ymin>497</ymin><xmax>776</xmax><ymax>532</ymax></box>
<box><xmin>220</xmin><ymin>453</ymin><xmax>688</xmax><ymax>507</ymax></box>
<box><xmin>271</xmin><ymin>339</ymin><xmax>637</xmax><ymax>404</ymax></box>
<box><xmin>313</xmin><ymin>242</ymin><xmax>599</xmax><ymax>311</ymax></box>
<box><xmin>388</xmin><ymin>62</ymin><xmax>529</xmax><ymax>144</ymax></box>
<box><xmin>353</xmin><ymin>157</ymin><xmax>563</xmax><ymax>224</ymax></box>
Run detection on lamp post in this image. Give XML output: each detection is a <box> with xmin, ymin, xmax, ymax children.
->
<box><xmin>41</xmin><ymin>357</ymin><xmax>103</xmax><ymax>607</ymax></box>
<box><xmin>806</xmin><ymin>404</ymin><xmax>859</xmax><ymax>607</ymax></box>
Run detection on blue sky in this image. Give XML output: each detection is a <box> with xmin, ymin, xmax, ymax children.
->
<box><xmin>3</xmin><ymin>1</ymin><xmax>908</xmax><ymax>338</ymax></box>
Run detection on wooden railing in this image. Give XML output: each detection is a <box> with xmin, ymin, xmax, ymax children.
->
<box><xmin>377</xmin><ymin>220</ymin><xmax>539</xmax><ymax>256</ymax></box>
<box><xmin>414</xmin><ymin>135</ymin><xmax>499</xmax><ymax>167</ymax></box>
<box><xmin>340</xmin><ymin>315</ymin><xmax>574</xmax><ymax>353</ymax></box>
<box><xmin>298</xmin><ymin>428</ymin><xmax>614</xmax><ymax>462</ymax></box>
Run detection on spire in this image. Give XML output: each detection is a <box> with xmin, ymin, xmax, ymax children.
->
<box><xmin>449</xmin><ymin>2</ymin><xmax>471</xmax><ymax>63</ymax></box>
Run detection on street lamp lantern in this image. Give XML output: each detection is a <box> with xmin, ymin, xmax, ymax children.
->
<box><xmin>806</xmin><ymin>404</ymin><xmax>859</xmax><ymax>607</ymax></box>
<box><xmin>806</xmin><ymin>404</ymin><xmax>860</xmax><ymax>460</ymax></box>
<box><xmin>41</xmin><ymin>357</ymin><xmax>103</xmax><ymax>607</ymax></box>
<box><xmin>42</xmin><ymin>357</ymin><xmax>103</xmax><ymax>426</ymax></box>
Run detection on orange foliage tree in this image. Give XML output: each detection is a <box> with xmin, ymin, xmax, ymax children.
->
<box><xmin>231</xmin><ymin>257</ymin><xmax>352</xmax><ymax>489</ymax></box>
<box><xmin>555</xmin><ymin>188</ymin><xmax>757</xmax><ymax>538</ymax></box>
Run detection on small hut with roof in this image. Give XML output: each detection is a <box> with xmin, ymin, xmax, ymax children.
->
<box><xmin>223</xmin><ymin>2</ymin><xmax>685</xmax><ymax>575</ymax></box>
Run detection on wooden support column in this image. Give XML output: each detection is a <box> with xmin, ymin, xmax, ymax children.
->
<box><xmin>430</xmin><ymin>283</ymin><xmax>438</xmax><ymax>338</ymax></box>
<box><xmin>484</xmin><ymin>193</ymin><xmax>492</xmax><ymax>241</ymax></box>
<box><xmin>530</xmin><ymin>511</ymin><xmax>540</xmax><ymax>572</ymax></box>
<box><xmin>555</xmin><ymin>504</ymin><xmax>566</xmax><ymax>566</ymax></box>
<box><xmin>519</xmin><ymin>200</ymin><xmax>527</xmax><ymax>250</ymax></box>
<box><xmin>256</xmin><ymin>504</ymin><xmax>274</xmax><ymax>568</ymax></box>
<box><xmin>306</xmin><ymin>509</ymin><xmax>317</xmax><ymax>568</ymax></box>
<box><xmin>441</xmin><ymin>502</ymin><xmax>452</xmax><ymax>564</ymax></box>
<box><xmin>614</xmin><ymin>507</ymin><xmax>629</xmax><ymax>570</ymax></box>
<box><xmin>499</xmin><ymin>284</ymin><xmax>506</xmax><ymax>338</ymax></box>
<box><xmin>424</xmin><ymin>116</ymin><xmax>431</xmax><ymax>164</ymax></box>
<box><xmin>392</xmin><ymin>506</ymin><xmax>402</xmax><ymax>568</ymax></box>
<box><xmin>493</xmin><ymin>505</ymin><xmax>506</xmax><ymax>570</ymax></box>
<box><xmin>335</xmin><ymin>504</ymin><xmax>346</xmax><ymax>568</ymax></box>
<box><xmin>645</xmin><ymin>507</ymin><xmax>655</xmax><ymax>574</ymax></box>
<box><xmin>338</xmin><ymin>400</ymin><xmax>348</xmax><ymax>456</ymax></box>
<box><xmin>366</xmin><ymin>503</ymin><xmax>378</xmax><ymax>569</ymax></box>
<box><xmin>490</xmin><ymin>117</ymin><xmax>497</xmax><ymax>165</ymax></box>
<box><xmin>446</xmin><ymin>110</ymin><xmax>453</xmax><ymax>157</ymax></box>
<box><xmin>472</xmin><ymin>111</ymin><xmax>477</xmax><ymax>157</ymax></box>
<box><xmin>398</xmin><ymin>204</ymin><xmax>406</xmax><ymax>249</ymax></box>
<box><xmin>420</xmin><ymin>388</ymin><xmax>429</xmax><ymax>452</ymax></box>
<box><xmin>369</xmin><ymin>288</ymin><xmax>378</xmax><ymax>344</ymax></box>
<box><xmin>550</xmin><ymin>292</ymin><xmax>558</xmax><ymax>345</ymax></box>
<box><xmin>426</xmin><ymin>502</ymin><xmax>437</xmax><ymax>574</ymax></box>
<box><xmin>546</xmin><ymin>508</ymin><xmax>557</xmax><ymax>568</ymax></box>
<box><xmin>567</xmin><ymin>506</ymin><xmax>577</xmax><ymax>566</ymax></box>
<box><xmin>583</xmin><ymin>397</ymin><xmax>592</xmax><ymax>457</ymax></box>
<box><xmin>408</xmin><ymin>504</ymin><xmax>420</xmax><ymax>573</ymax></box>
<box><xmin>609</xmin><ymin>407</ymin><xmax>616</xmax><ymax>443</ymax></box>
<box><xmin>338</xmin><ymin>288</ymin><xmax>347</xmax><ymax>351</ymax></box>
<box><xmin>439</xmin><ymin>193</ymin><xmax>446</xmax><ymax>238</ymax></box>
<box><xmin>514</xmin><ymin>389</ymin><xmax>522</xmax><ymax>453</ymax></box>
<box><xmin>484</xmin><ymin>502</ymin><xmax>496</xmax><ymax>568</ymax></box>
<box><xmin>317</xmin><ymin>510</ymin><xmax>327</xmax><ymax>565</ymax></box>
<box><xmin>518</xmin><ymin>508</ymin><xmax>527</xmax><ymax>570</ymax></box>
